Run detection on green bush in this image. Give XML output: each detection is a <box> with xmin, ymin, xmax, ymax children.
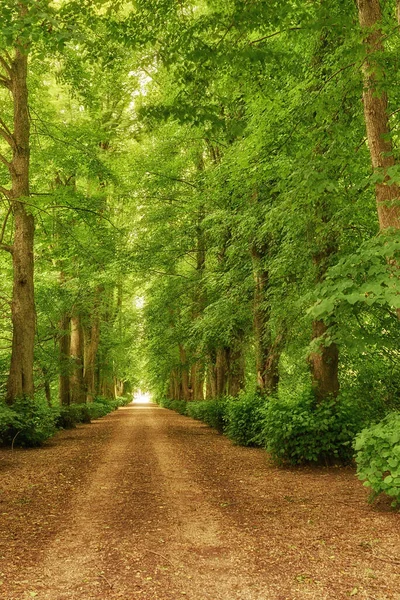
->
<box><xmin>158</xmin><ymin>397</ymin><xmax>173</xmax><ymax>409</ymax></box>
<box><xmin>115</xmin><ymin>396</ymin><xmax>132</xmax><ymax>407</ymax></box>
<box><xmin>263</xmin><ymin>391</ymin><xmax>363</xmax><ymax>465</ymax></box>
<box><xmin>186</xmin><ymin>399</ymin><xmax>227</xmax><ymax>433</ymax></box>
<box><xmin>0</xmin><ymin>403</ymin><xmax>18</xmax><ymax>443</ymax></box>
<box><xmin>3</xmin><ymin>397</ymin><xmax>56</xmax><ymax>447</ymax></box>
<box><xmin>87</xmin><ymin>401</ymin><xmax>112</xmax><ymax>419</ymax></box>
<box><xmin>169</xmin><ymin>400</ymin><xmax>188</xmax><ymax>415</ymax></box>
<box><xmin>158</xmin><ymin>398</ymin><xmax>187</xmax><ymax>414</ymax></box>
<box><xmin>354</xmin><ymin>412</ymin><xmax>400</xmax><ymax>507</ymax></box>
<box><xmin>224</xmin><ymin>392</ymin><xmax>267</xmax><ymax>446</ymax></box>
<box><xmin>54</xmin><ymin>404</ymin><xmax>92</xmax><ymax>429</ymax></box>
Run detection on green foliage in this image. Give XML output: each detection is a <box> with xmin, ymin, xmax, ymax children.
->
<box><xmin>87</xmin><ymin>398</ymin><xmax>115</xmax><ymax>419</ymax></box>
<box><xmin>186</xmin><ymin>399</ymin><xmax>227</xmax><ymax>433</ymax></box>
<box><xmin>1</xmin><ymin>397</ymin><xmax>56</xmax><ymax>447</ymax></box>
<box><xmin>158</xmin><ymin>397</ymin><xmax>188</xmax><ymax>415</ymax></box>
<box><xmin>263</xmin><ymin>391</ymin><xmax>364</xmax><ymax>465</ymax></box>
<box><xmin>46</xmin><ymin>395</ymin><xmax>131</xmax><ymax>431</ymax></box>
<box><xmin>224</xmin><ymin>392</ymin><xmax>267</xmax><ymax>447</ymax></box>
<box><xmin>354</xmin><ymin>413</ymin><xmax>400</xmax><ymax>507</ymax></box>
<box><xmin>0</xmin><ymin>403</ymin><xmax>18</xmax><ymax>443</ymax></box>
<box><xmin>54</xmin><ymin>404</ymin><xmax>92</xmax><ymax>429</ymax></box>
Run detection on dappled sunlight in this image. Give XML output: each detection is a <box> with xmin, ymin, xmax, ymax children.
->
<box><xmin>133</xmin><ymin>390</ymin><xmax>152</xmax><ymax>404</ymax></box>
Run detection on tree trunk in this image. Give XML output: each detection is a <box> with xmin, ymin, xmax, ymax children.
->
<box><xmin>226</xmin><ymin>346</ymin><xmax>245</xmax><ymax>397</ymax></box>
<box><xmin>190</xmin><ymin>361</ymin><xmax>204</xmax><ymax>400</ymax></box>
<box><xmin>114</xmin><ymin>378</ymin><xmax>124</xmax><ymax>398</ymax></box>
<box><xmin>309</xmin><ymin>240</ymin><xmax>340</xmax><ymax>400</ymax></box>
<box><xmin>206</xmin><ymin>358</ymin><xmax>217</xmax><ymax>399</ymax></box>
<box><xmin>70</xmin><ymin>314</ymin><xmax>85</xmax><ymax>403</ymax></box>
<box><xmin>84</xmin><ymin>316</ymin><xmax>100</xmax><ymax>403</ymax></box>
<box><xmin>309</xmin><ymin>319</ymin><xmax>339</xmax><ymax>402</ymax></box>
<box><xmin>215</xmin><ymin>347</ymin><xmax>228</xmax><ymax>397</ymax></box>
<box><xmin>357</xmin><ymin>0</ymin><xmax>400</xmax><ymax>230</ymax></box>
<box><xmin>251</xmin><ymin>245</ymin><xmax>282</xmax><ymax>394</ymax></box>
<box><xmin>179</xmin><ymin>344</ymin><xmax>191</xmax><ymax>400</ymax></box>
<box><xmin>4</xmin><ymin>48</ymin><xmax>35</xmax><ymax>404</ymax></box>
<box><xmin>59</xmin><ymin>313</ymin><xmax>71</xmax><ymax>405</ymax></box>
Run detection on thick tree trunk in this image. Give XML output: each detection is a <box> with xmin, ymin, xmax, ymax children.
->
<box><xmin>309</xmin><ymin>320</ymin><xmax>339</xmax><ymax>402</ymax></box>
<box><xmin>114</xmin><ymin>378</ymin><xmax>124</xmax><ymax>398</ymax></box>
<box><xmin>84</xmin><ymin>316</ymin><xmax>100</xmax><ymax>403</ymax></box>
<box><xmin>101</xmin><ymin>375</ymin><xmax>114</xmax><ymax>399</ymax></box>
<box><xmin>226</xmin><ymin>346</ymin><xmax>245</xmax><ymax>397</ymax></box>
<box><xmin>251</xmin><ymin>245</ymin><xmax>281</xmax><ymax>394</ymax></box>
<box><xmin>70</xmin><ymin>315</ymin><xmax>85</xmax><ymax>403</ymax></box>
<box><xmin>170</xmin><ymin>368</ymin><xmax>181</xmax><ymax>400</ymax></box>
<box><xmin>206</xmin><ymin>358</ymin><xmax>217</xmax><ymax>399</ymax></box>
<box><xmin>357</xmin><ymin>0</ymin><xmax>400</xmax><ymax>230</ymax></box>
<box><xmin>309</xmin><ymin>241</ymin><xmax>340</xmax><ymax>400</ymax></box>
<box><xmin>190</xmin><ymin>361</ymin><xmax>204</xmax><ymax>400</ymax></box>
<box><xmin>179</xmin><ymin>345</ymin><xmax>191</xmax><ymax>400</ymax></box>
<box><xmin>4</xmin><ymin>48</ymin><xmax>35</xmax><ymax>404</ymax></box>
<box><xmin>59</xmin><ymin>313</ymin><xmax>71</xmax><ymax>405</ymax></box>
<box><xmin>215</xmin><ymin>347</ymin><xmax>227</xmax><ymax>397</ymax></box>
<box><xmin>43</xmin><ymin>367</ymin><xmax>51</xmax><ymax>406</ymax></box>
<box><xmin>6</xmin><ymin>208</ymin><xmax>35</xmax><ymax>403</ymax></box>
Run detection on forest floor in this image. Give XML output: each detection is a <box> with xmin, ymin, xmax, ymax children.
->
<box><xmin>0</xmin><ymin>404</ymin><xmax>399</xmax><ymax>600</ymax></box>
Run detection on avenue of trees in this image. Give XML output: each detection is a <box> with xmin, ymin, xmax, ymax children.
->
<box><xmin>0</xmin><ymin>0</ymin><xmax>399</xmax><ymax>498</ymax></box>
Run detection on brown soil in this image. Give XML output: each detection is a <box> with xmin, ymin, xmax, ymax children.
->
<box><xmin>0</xmin><ymin>404</ymin><xmax>399</xmax><ymax>600</ymax></box>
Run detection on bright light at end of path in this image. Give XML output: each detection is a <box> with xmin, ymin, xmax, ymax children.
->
<box><xmin>133</xmin><ymin>390</ymin><xmax>152</xmax><ymax>404</ymax></box>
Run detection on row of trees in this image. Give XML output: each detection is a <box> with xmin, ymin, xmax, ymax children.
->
<box><xmin>0</xmin><ymin>0</ymin><xmax>400</xmax><ymax>417</ymax></box>
<box><xmin>0</xmin><ymin>1</ymin><xmax>140</xmax><ymax>407</ymax></box>
<box><xmin>137</xmin><ymin>0</ymin><xmax>400</xmax><ymax>413</ymax></box>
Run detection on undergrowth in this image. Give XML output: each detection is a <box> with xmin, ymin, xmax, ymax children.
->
<box><xmin>0</xmin><ymin>395</ymin><xmax>132</xmax><ymax>447</ymax></box>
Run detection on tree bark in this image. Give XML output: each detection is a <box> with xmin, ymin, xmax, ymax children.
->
<box><xmin>226</xmin><ymin>346</ymin><xmax>245</xmax><ymax>397</ymax></box>
<box><xmin>190</xmin><ymin>361</ymin><xmax>204</xmax><ymax>400</ymax></box>
<box><xmin>70</xmin><ymin>314</ymin><xmax>85</xmax><ymax>403</ymax></box>
<box><xmin>179</xmin><ymin>344</ymin><xmax>191</xmax><ymax>400</ymax></box>
<box><xmin>251</xmin><ymin>245</ymin><xmax>282</xmax><ymax>394</ymax></box>
<box><xmin>84</xmin><ymin>315</ymin><xmax>100</xmax><ymax>403</ymax></box>
<box><xmin>59</xmin><ymin>313</ymin><xmax>71</xmax><ymax>405</ymax></box>
<box><xmin>3</xmin><ymin>46</ymin><xmax>35</xmax><ymax>404</ymax></box>
<box><xmin>215</xmin><ymin>347</ymin><xmax>227</xmax><ymax>397</ymax></box>
<box><xmin>309</xmin><ymin>319</ymin><xmax>339</xmax><ymax>402</ymax></box>
<box><xmin>309</xmin><ymin>239</ymin><xmax>340</xmax><ymax>400</ymax></box>
<box><xmin>357</xmin><ymin>0</ymin><xmax>400</xmax><ymax>230</ymax></box>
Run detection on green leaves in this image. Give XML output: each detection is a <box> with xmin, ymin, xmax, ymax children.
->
<box><xmin>355</xmin><ymin>413</ymin><xmax>400</xmax><ymax>507</ymax></box>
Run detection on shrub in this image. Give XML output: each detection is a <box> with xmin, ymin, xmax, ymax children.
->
<box><xmin>54</xmin><ymin>404</ymin><xmax>92</xmax><ymax>429</ymax></box>
<box><xmin>224</xmin><ymin>392</ymin><xmax>268</xmax><ymax>446</ymax></box>
<box><xmin>87</xmin><ymin>400</ymin><xmax>112</xmax><ymax>419</ymax></box>
<box><xmin>263</xmin><ymin>390</ymin><xmax>363</xmax><ymax>465</ymax></box>
<box><xmin>158</xmin><ymin>398</ymin><xmax>187</xmax><ymax>414</ymax></box>
<box><xmin>0</xmin><ymin>403</ymin><xmax>18</xmax><ymax>443</ymax></box>
<box><xmin>4</xmin><ymin>397</ymin><xmax>56</xmax><ymax>447</ymax></box>
<box><xmin>354</xmin><ymin>412</ymin><xmax>400</xmax><ymax>507</ymax></box>
<box><xmin>168</xmin><ymin>400</ymin><xmax>187</xmax><ymax>415</ymax></box>
<box><xmin>186</xmin><ymin>399</ymin><xmax>227</xmax><ymax>433</ymax></box>
<box><xmin>115</xmin><ymin>396</ymin><xmax>132</xmax><ymax>407</ymax></box>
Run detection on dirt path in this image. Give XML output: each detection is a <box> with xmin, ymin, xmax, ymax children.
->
<box><xmin>0</xmin><ymin>404</ymin><xmax>399</xmax><ymax>600</ymax></box>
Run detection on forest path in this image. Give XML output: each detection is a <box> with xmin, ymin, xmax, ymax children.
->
<box><xmin>0</xmin><ymin>404</ymin><xmax>399</xmax><ymax>600</ymax></box>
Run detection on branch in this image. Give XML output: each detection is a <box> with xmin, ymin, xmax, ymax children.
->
<box><xmin>0</xmin><ymin>55</ymin><xmax>12</xmax><ymax>77</ymax></box>
<box><xmin>0</xmin><ymin>76</ymin><xmax>11</xmax><ymax>89</ymax></box>
<box><xmin>145</xmin><ymin>171</ymin><xmax>197</xmax><ymax>188</ymax></box>
<box><xmin>0</xmin><ymin>152</ymin><xmax>11</xmax><ymax>169</ymax></box>
<box><xmin>0</xmin><ymin>243</ymin><xmax>13</xmax><ymax>254</ymax></box>
<box><xmin>249</xmin><ymin>27</ymin><xmax>303</xmax><ymax>45</ymax></box>
<box><xmin>0</xmin><ymin>186</ymin><xmax>11</xmax><ymax>198</ymax></box>
<box><xmin>0</xmin><ymin>119</ymin><xmax>15</xmax><ymax>148</ymax></box>
<box><xmin>0</xmin><ymin>203</ymin><xmax>12</xmax><ymax>245</ymax></box>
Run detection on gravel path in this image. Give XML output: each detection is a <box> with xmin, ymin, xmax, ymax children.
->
<box><xmin>0</xmin><ymin>403</ymin><xmax>399</xmax><ymax>600</ymax></box>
